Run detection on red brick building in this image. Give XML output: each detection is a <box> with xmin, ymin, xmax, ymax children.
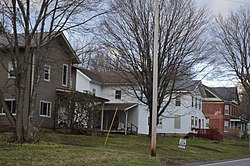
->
<box><xmin>201</xmin><ymin>85</ymin><xmax>247</xmax><ymax>134</ymax></box>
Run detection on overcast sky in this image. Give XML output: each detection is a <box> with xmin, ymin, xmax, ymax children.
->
<box><xmin>195</xmin><ymin>0</ymin><xmax>250</xmax><ymax>16</ymax></box>
<box><xmin>193</xmin><ymin>0</ymin><xmax>250</xmax><ymax>87</ymax></box>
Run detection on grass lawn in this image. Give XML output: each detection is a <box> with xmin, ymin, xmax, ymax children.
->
<box><xmin>0</xmin><ymin>131</ymin><xmax>249</xmax><ymax>166</ymax></box>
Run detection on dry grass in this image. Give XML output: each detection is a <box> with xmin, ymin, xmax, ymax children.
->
<box><xmin>0</xmin><ymin>131</ymin><xmax>249</xmax><ymax>166</ymax></box>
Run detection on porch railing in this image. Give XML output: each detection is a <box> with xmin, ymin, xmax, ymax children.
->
<box><xmin>127</xmin><ymin>123</ymin><xmax>138</xmax><ymax>135</ymax></box>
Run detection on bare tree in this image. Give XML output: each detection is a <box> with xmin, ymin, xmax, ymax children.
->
<box><xmin>0</xmin><ymin>0</ymin><xmax>107</xmax><ymax>142</ymax></box>
<box><xmin>99</xmin><ymin>0</ymin><xmax>211</xmax><ymax>135</ymax></box>
<box><xmin>76</xmin><ymin>42</ymin><xmax>113</xmax><ymax>71</ymax></box>
<box><xmin>238</xmin><ymin>84</ymin><xmax>250</xmax><ymax>120</ymax></box>
<box><xmin>58</xmin><ymin>91</ymin><xmax>106</xmax><ymax>134</ymax></box>
<box><xmin>213</xmin><ymin>7</ymin><xmax>250</xmax><ymax>104</ymax></box>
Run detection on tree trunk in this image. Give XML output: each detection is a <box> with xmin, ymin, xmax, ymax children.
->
<box><xmin>15</xmin><ymin>87</ymin><xmax>25</xmax><ymax>142</ymax></box>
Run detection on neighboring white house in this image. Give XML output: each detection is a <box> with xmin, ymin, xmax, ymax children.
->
<box><xmin>74</xmin><ymin>66</ymin><xmax>208</xmax><ymax>135</ymax></box>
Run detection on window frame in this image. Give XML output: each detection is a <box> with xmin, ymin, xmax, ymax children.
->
<box><xmin>115</xmin><ymin>90</ymin><xmax>122</xmax><ymax>99</ymax></box>
<box><xmin>195</xmin><ymin>97</ymin><xmax>197</xmax><ymax>108</ymax></box>
<box><xmin>224</xmin><ymin>120</ymin><xmax>229</xmax><ymax>132</ymax></box>
<box><xmin>191</xmin><ymin>116</ymin><xmax>194</xmax><ymax>127</ymax></box>
<box><xmin>8</xmin><ymin>62</ymin><xmax>16</xmax><ymax>79</ymax></box>
<box><xmin>198</xmin><ymin>99</ymin><xmax>201</xmax><ymax>110</ymax></box>
<box><xmin>224</xmin><ymin>105</ymin><xmax>229</xmax><ymax>115</ymax></box>
<box><xmin>195</xmin><ymin>117</ymin><xmax>198</xmax><ymax>126</ymax></box>
<box><xmin>44</xmin><ymin>64</ymin><xmax>51</xmax><ymax>82</ymax></box>
<box><xmin>175</xmin><ymin>96</ymin><xmax>181</xmax><ymax>106</ymax></box>
<box><xmin>62</xmin><ymin>64</ymin><xmax>68</xmax><ymax>87</ymax></box>
<box><xmin>92</xmin><ymin>88</ymin><xmax>96</xmax><ymax>95</ymax></box>
<box><xmin>157</xmin><ymin>117</ymin><xmax>163</xmax><ymax>129</ymax></box>
<box><xmin>0</xmin><ymin>99</ymin><xmax>16</xmax><ymax>115</ymax></box>
<box><xmin>40</xmin><ymin>100</ymin><xmax>52</xmax><ymax>118</ymax></box>
<box><xmin>191</xmin><ymin>96</ymin><xmax>194</xmax><ymax>107</ymax></box>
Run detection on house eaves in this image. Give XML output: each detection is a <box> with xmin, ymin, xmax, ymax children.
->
<box><xmin>0</xmin><ymin>32</ymin><xmax>80</xmax><ymax>64</ymax></box>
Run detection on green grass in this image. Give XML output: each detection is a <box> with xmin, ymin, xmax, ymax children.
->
<box><xmin>0</xmin><ymin>131</ymin><xmax>249</xmax><ymax>166</ymax></box>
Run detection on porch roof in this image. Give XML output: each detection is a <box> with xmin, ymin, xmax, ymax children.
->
<box><xmin>103</xmin><ymin>103</ymin><xmax>138</xmax><ymax>111</ymax></box>
<box><xmin>56</xmin><ymin>89</ymin><xmax>109</xmax><ymax>102</ymax></box>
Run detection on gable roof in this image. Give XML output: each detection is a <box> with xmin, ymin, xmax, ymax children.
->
<box><xmin>169</xmin><ymin>80</ymin><xmax>201</xmax><ymax>92</ymax></box>
<box><xmin>74</xmin><ymin>66</ymin><xmax>201</xmax><ymax>92</ymax></box>
<box><xmin>0</xmin><ymin>32</ymin><xmax>80</xmax><ymax>64</ymax></box>
<box><xmin>201</xmin><ymin>85</ymin><xmax>239</xmax><ymax>104</ymax></box>
<box><xmin>73</xmin><ymin>66</ymin><xmax>133</xmax><ymax>84</ymax></box>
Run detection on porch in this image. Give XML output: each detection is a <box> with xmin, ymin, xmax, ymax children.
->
<box><xmin>230</xmin><ymin>115</ymin><xmax>248</xmax><ymax>132</ymax></box>
<box><xmin>101</xmin><ymin>103</ymin><xmax>138</xmax><ymax>135</ymax></box>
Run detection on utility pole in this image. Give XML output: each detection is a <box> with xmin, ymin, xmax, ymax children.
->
<box><xmin>151</xmin><ymin>0</ymin><xmax>159</xmax><ymax>157</ymax></box>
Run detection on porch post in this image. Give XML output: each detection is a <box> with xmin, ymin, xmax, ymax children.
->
<box><xmin>125</xmin><ymin>110</ymin><xmax>128</xmax><ymax>135</ymax></box>
<box><xmin>101</xmin><ymin>103</ymin><xmax>104</xmax><ymax>131</ymax></box>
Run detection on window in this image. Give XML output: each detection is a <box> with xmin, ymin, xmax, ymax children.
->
<box><xmin>174</xmin><ymin>116</ymin><xmax>181</xmax><ymax>129</ymax></box>
<box><xmin>224</xmin><ymin>105</ymin><xmax>229</xmax><ymax>115</ymax></box>
<box><xmin>157</xmin><ymin>118</ymin><xmax>163</xmax><ymax>129</ymax></box>
<box><xmin>191</xmin><ymin>116</ymin><xmax>194</xmax><ymax>127</ymax></box>
<box><xmin>8</xmin><ymin>62</ymin><xmax>16</xmax><ymax>78</ymax></box>
<box><xmin>40</xmin><ymin>101</ymin><xmax>51</xmax><ymax>117</ymax></box>
<box><xmin>92</xmin><ymin>88</ymin><xmax>96</xmax><ymax>95</ymax></box>
<box><xmin>198</xmin><ymin>99</ymin><xmax>201</xmax><ymax>110</ymax></box>
<box><xmin>175</xmin><ymin>96</ymin><xmax>181</xmax><ymax>106</ymax></box>
<box><xmin>115</xmin><ymin>90</ymin><xmax>121</xmax><ymax>99</ymax></box>
<box><xmin>191</xmin><ymin>96</ymin><xmax>194</xmax><ymax>107</ymax></box>
<box><xmin>206</xmin><ymin>118</ymin><xmax>209</xmax><ymax>127</ymax></box>
<box><xmin>44</xmin><ymin>65</ymin><xmax>51</xmax><ymax>81</ymax></box>
<box><xmin>0</xmin><ymin>100</ymin><xmax>16</xmax><ymax>115</ymax></box>
<box><xmin>195</xmin><ymin>117</ymin><xmax>198</xmax><ymax>126</ymax></box>
<box><xmin>195</xmin><ymin>97</ymin><xmax>197</xmax><ymax>108</ymax></box>
<box><xmin>202</xmin><ymin>119</ymin><xmax>204</xmax><ymax>129</ymax></box>
<box><xmin>224</xmin><ymin>120</ymin><xmax>229</xmax><ymax>132</ymax></box>
<box><xmin>62</xmin><ymin>64</ymin><xmax>68</xmax><ymax>86</ymax></box>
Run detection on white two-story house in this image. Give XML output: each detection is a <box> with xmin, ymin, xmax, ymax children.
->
<box><xmin>74</xmin><ymin>66</ymin><xmax>208</xmax><ymax>135</ymax></box>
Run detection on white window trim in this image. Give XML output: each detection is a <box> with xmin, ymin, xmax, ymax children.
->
<box><xmin>92</xmin><ymin>88</ymin><xmax>96</xmax><ymax>95</ymax></box>
<box><xmin>175</xmin><ymin>96</ymin><xmax>181</xmax><ymax>106</ymax></box>
<box><xmin>157</xmin><ymin>118</ymin><xmax>163</xmax><ymax>129</ymax></box>
<box><xmin>40</xmin><ymin>100</ymin><xmax>52</xmax><ymax>118</ymax></box>
<box><xmin>8</xmin><ymin>62</ymin><xmax>16</xmax><ymax>79</ymax></box>
<box><xmin>0</xmin><ymin>99</ymin><xmax>16</xmax><ymax>115</ymax></box>
<box><xmin>115</xmin><ymin>90</ymin><xmax>122</xmax><ymax>99</ymax></box>
<box><xmin>224</xmin><ymin>120</ymin><xmax>229</xmax><ymax>132</ymax></box>
<box><xmin>224</xmin><ymin>105</ymin><xmax>229</xmax><ymax>115</ymax></box>
<box><xmin>62</xmin><ymin>64</ymin><xmax>68</xmax><ymax>87</ymax></box>
<box><xmin>44</xmin><ymin>64</ymin><xmax>51</xmax><ymax>82</ymax></box>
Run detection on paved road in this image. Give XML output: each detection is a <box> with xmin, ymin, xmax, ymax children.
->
<box><xmin>194</xmin><ymin>158</ymin><xmax>250</xmax><ymax>166</ymax></box>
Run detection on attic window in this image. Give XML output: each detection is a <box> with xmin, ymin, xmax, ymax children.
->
<box><xmin>115</xmin><ymin>90</ymin><xmax>121</xmax><ymax>99</ymax></box>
